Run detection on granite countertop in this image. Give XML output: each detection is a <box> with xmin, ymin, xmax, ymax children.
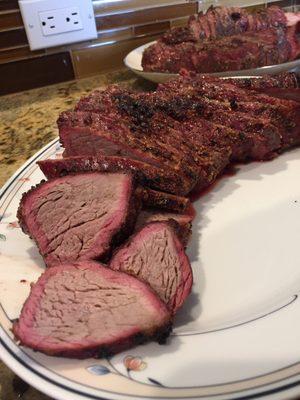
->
<box><xmin>0</xmin><ymin>69</ymin><xmax>154</xmax><ymax>400</ymax></box>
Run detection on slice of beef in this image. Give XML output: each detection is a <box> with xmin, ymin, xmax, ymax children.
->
<box><xmin>135</xmin><ymin>209</ymin><xmax>194</xmax><ymax>246</ymax></box>
<box><xmin>158</xmin><ymin>74</ymin><xmax>300</xmax><ymax>150</ymax></box>
<box><xmin>13</xmin><ymin>261</ymin><xmax>172</xmax><ymax>358</ymax></box>
<box><xmin>110</xmin><ymin>222</ymin><xmax>193</xmax><ymax>314</ymax></box>
<box><xmin>58</xmin><ymin>110</ymin><xmax>230</xmax><ymax>195</ymax></box>
<box><xmin>58</xmin><ymin>110</ymin><xmax>200</xmax><ymax>186</ymax></box>
<box><xmin>225</xmin><ymin>72</ymin><xmax>299</xmax><ymax>90</ymax></box>
<box><xmin>17</xmin><ymin>173</ymin><xmax>140</xmax><ymax>267</ymax></box>
<box><xmin>225</xmin><ymin>73</ymin><xmax>300</xmax><ymax>103</ymax></box>
<box><xmin>37</xmin><ymin>155</ymin><xmax>191</xmax><ymax>195</ymax></box>
<box><xmin>74</xmin><ymin>87</ymin><xmax>231</xmax><ymax>181</ymax></box>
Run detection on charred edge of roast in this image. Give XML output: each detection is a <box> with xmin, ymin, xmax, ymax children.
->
<box><xmin>138</xmin><ymin>187</ymin><xmax>191</xmax><ymax>213</ymax></box>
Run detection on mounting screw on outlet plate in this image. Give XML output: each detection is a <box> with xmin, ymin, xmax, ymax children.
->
<box><xmin>19</xmin><ymin>0</ymin><xmax>97</xmax><ymax>50</ymax></box>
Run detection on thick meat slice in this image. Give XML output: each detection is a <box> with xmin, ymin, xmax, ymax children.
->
<box><xmin>110</xmin><ymin>222</ymin><xmax>193</xmax><ymax>314</ymax></box>
<box><xmin>17</xmin><ymin>173</ymin><xmax>140</xmax><ymax>267</ymax></box>
<box><xmin>135</xmin><ymin>209</ymin><xmax>194</xmax><ymax>246</ymax></box>
<box><xmin>13</xmin><ymin>261</ymin><xmax>171</xmax><ymax>358</ymax></box>
<box><xmin>37</xmin><ymin>155</ymin><xmax>190</xmax><ymax>195</ymax></box>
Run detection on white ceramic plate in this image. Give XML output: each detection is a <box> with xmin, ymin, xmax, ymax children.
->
<box><xmin>124</xmin><ymin>41</ymin><xmax>300</xmax><ymax>83</ymax></box>
<box><xmin>2</xmin><ymin>139</ymin><xmax>300</xmax><ymax>400</ymax></box>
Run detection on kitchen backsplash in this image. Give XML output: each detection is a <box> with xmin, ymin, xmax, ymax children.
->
<box><xmin>0</xmin><ymin>0</ymin><xmax>297</xmax><ymax>95</ymax></box>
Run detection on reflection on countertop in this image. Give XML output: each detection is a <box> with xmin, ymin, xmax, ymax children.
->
<box><xmin>0</xmin><ymin>68</ymin><xmax>155</xmax><ymax>187</ymax></box>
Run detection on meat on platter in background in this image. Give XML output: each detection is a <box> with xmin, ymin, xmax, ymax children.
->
<box><xmin>142</xmin><ymin>6</ymin><xmax>300</xmax><ymax>74</ymax></box>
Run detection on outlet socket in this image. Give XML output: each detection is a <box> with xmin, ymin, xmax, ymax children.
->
<box><xmin>19</xmin><ymin>0</ymin><xmax>97</xmax><ymax>50</ymax></box>
<box><xmin>39</xmin><ymin>7</ymin><xmax>83</xmax><ymax>36</ymax></box>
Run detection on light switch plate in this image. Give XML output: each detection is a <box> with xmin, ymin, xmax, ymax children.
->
<box><xmin>19</xmin><ymin>0</ymin><xmax>97</xmax><ymax>50</ymax></box>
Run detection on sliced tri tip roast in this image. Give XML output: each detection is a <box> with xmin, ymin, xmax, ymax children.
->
<box><xmin>15</xmin><ymin>72</ymin><xmax>300</xmax><ymax>359</ymax></box>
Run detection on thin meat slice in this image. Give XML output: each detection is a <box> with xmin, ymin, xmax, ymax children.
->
<box><xmin>13</xmin><ymin>261</ymin><xmax>172</xmax><ymax>358</ymax></box>
<box><xmin>17</xmin><ymin>173</ymin><xmax>140</xmax><ymax>267</ymax></box>
<box><xmin>37</xmin><ymin>155</ymin><xmax>191</xmax><ymax>195</ymax></box>
<box><xmin>225</xmin><ymin>73</ymin><xmax>300</xmax><ymax>103</ymax></box>
<box><xmin>110</xmin><ymin>222</ymin><xmax>193</xmax><ymax>314</ymax></box>
<box><xmin>38</xmin><ymin>157</ymin><xmax>191</xmax><ymax>212</ymax></box>
<box><xmin>135</xmin><ymin>209</ymin><xmax>194</xmax><ymax>246</ymax></box>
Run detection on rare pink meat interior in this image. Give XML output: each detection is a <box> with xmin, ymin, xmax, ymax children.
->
<box><xmin>110</xmin><ymin>222</ymin><xmax>193</xmax><ymax>314</ymax></box>
<box><xmin>17</xmin><ymin>172</ymin><xmax>140</xmax><ymax>267</ymax></box>
<box><xmin>13</xmin><ymin>261</ymin><xmax>172</xmax><ymax>358</ymax></box>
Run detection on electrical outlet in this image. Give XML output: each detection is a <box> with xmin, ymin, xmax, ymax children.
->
<box><xmin>39</xmin><ymin>7</ymin><xmax>83</xmax><ymax>36</ymax></box>
<box><xmin>19</xmin><ymin>0</ymin><xmax>97</xmax><ymax>50</ymax></box>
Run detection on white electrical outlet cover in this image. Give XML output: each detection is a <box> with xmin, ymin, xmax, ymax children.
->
<box><xmin>19</xmin><ymin>0</ymin><xmax>97</xmax><ymax>50</ymax></box>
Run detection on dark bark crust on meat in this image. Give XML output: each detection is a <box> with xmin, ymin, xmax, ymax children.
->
<box><xmin>38</xmin><ymin>158</ymin><xmax>191</xmax><ymax>213</ymax></box>
<box><xmin>38</xmin><ymin>155</ymin><xmax>192</xmax><ymax>196</ymax></box>
<box><xmin>17</xmin><ymin>180</ymin><xmax>47</xmax><ymax>236</ymax></box>
<box><xmin>15</xmin><ymin>322</ymin><xmax>172</xmax><ymax>359</ymax></box>
<box><xmin>137</xmin><ymin>187</ymin><xmax>190</xmax><ymax>213</ymax></box>
<box><xmin>142</xmin><ymin>26</ymin><xmax>299</xmax><ymax>74</ymax></box>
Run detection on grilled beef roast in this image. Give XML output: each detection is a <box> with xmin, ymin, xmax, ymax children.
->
<box><xmin>161</xmin><ymin>5</ymin><xmax>288</xmax><ymax>45</ymax></box>
<box><xmin>13</xmin><ymin>261</ymin><xmax>172</xmax><ymax>358</ymax></box>
<box><xmin>110</xmin><ymin>222</ymin><xmax>193</xmax><ymax>314</ymax></box>
<box><xmin>37</xmin><ymin>155</ymin><xmax>190</xmax><ymax>195</ymax></box>
<box><xmin>142</xmin><ymin>5</ymin><xmax>300</xmax><ymax>74</ymax></box>
<box><xmin>142</xmin><ymin>26</ymin><xmax>300</xmax><ymax>74</ymax></box>
<box><xmin>158</xmin><ymin>74</ymin><xmax>300</xmax><ymax>150</ymax></box>
<box><xmin>17</xmin><ymin>173</ymin><xmax>140</xmax><ymax>267</ymax></box>
<box><xmin>135</xmin><ymin>209</ymin><xmax>194</xmax><ymax>246</ymax></box>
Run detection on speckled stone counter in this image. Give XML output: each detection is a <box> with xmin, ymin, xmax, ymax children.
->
<box><xmin>0</xmin><ymin>69</ymin><xmax>155</xmax><ymax>187</ymax></box>
<box><xmin>0</xmin><ymin>69</ymin><xmax>155</xmax><ymax>400</ymax></box>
